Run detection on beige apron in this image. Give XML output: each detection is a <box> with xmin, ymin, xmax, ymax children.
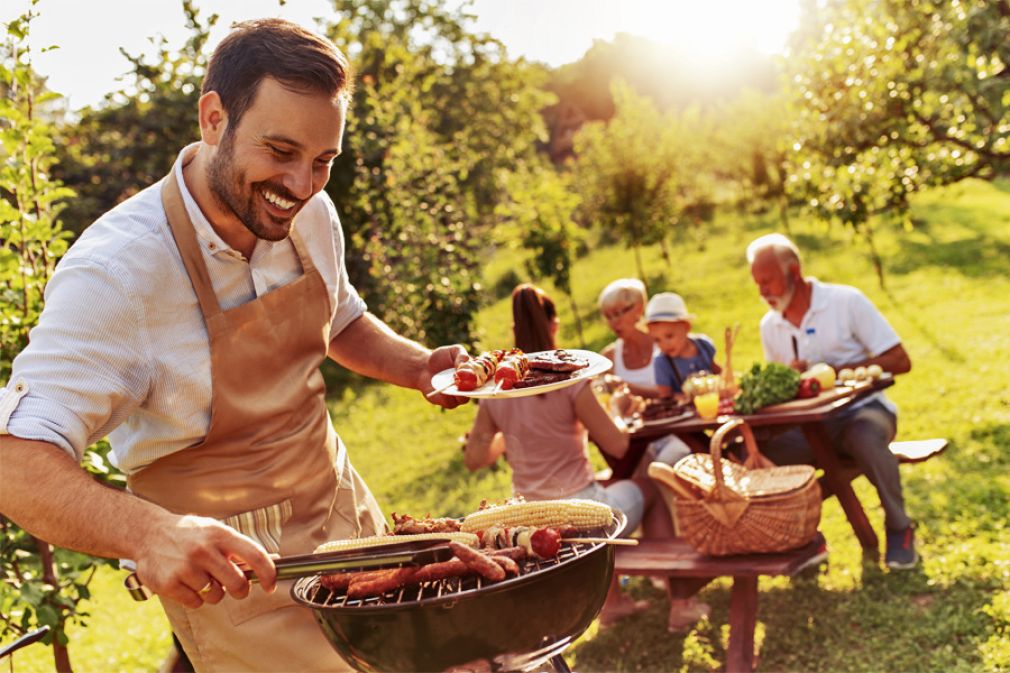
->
<box><xmin>128</xmin><ymin>161</ymin><xmax>386</xmax><ymax>672</ymax></box>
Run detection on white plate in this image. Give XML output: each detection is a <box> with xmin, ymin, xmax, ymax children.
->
<box><xmin>431</xmin><ymin>349</ymin><xmax>613</xmax><ymax>399</ymax></box>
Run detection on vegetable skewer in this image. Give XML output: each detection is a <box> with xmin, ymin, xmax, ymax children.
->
<box><xmin>453</xmin><ymin>349</ymin><xmax>506</xmax><ymax>391</ymax></box>
<box><xmin>493</xmin><ymin>350</ymin><xmax>529</xmax><ymax>390</ymax></box>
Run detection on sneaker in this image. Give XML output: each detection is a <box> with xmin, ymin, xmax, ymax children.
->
<box><xmin>885</xmin><ymin>525</ymin><xmax>918</xmax><ymax>570</ymax></box>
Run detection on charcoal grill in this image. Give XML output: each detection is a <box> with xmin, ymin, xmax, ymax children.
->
<box><xmin>292</xmin><ymin>513</ymin><xmax>626</xmax><ymax>672</ymax></box>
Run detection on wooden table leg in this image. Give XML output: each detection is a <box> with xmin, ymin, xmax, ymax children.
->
<box><xmin>666</xmin><ymin>577</ymin><xmax>714</xmax><ymax>600</ymax></box>
<box><xmin>802</xmin><ymin>424</ymin><xmax>879</xmax><ymax>550</ymax></box>
<box><xmin>726</xmin><ymin>576</ymin><xmax>758</xmax><ymax>673</ymax></box>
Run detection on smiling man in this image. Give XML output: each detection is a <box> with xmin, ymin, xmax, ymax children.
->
<box><xmin>0</xmin><ymin>19</ymin><xmax>466</xmax><ymax>672</ymax></box>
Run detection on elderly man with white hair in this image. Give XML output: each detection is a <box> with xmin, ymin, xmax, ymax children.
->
<box><xmin>746</xmin><ymin>233</ymin><xmax>918</xmax><ymax>570</ymax></box>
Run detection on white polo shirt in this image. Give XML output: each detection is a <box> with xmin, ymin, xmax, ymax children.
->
<box><xmin>0</xmin><ymin>145</ymin><xmax>366</xmax><ymax>473</ymax></box>
<box><xmin>759</xmin><ymin>277</ymin><xmax>901</xmax><ymax>414</ymax></box>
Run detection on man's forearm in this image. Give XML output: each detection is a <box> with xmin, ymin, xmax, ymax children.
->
<box><xmin>848</xmin><ymin>344</ymin><xmax>912</xmax><ymax>375</ymax></box>
<box><xmin>328</xmin><ymin>312</ymin><xmax>430</xmax><ymax>389</ymax></box>
<box><xmin>0</xmin><ymin>436</ymin><xmax>172</xmax><ymax>560</ymax></box>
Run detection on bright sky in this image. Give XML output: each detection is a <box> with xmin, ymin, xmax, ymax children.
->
<box><xmin>2</xmin><ymin>0</ymin><xmax>801</xmax><ymax>111</ymax></box>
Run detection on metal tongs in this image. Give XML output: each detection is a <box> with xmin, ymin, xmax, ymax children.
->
<box><xmin>124</xmin><ymin>539</ymin><xmax>454</xmax><ymax>601</ymax></box>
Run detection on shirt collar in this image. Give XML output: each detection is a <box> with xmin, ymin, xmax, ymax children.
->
<box><xmin>764</xmin><ymin>276</ymin><xmax>825</xmax><ymax>331</ymax></box>
<box><xmin>172</xmin><ymin>144</ymin><xmax>236</xmax><ymax>258</ymax></box>
<box><xmin>806</xmin><ymin>277</ymin><xmax>828</xmax><ymax>315</ymax></box>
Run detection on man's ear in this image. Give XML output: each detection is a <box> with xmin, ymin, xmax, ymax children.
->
<box><xmin>198</xmin><ymin>91</ymin><xmax>228</xmax><ymax>146</ymax></box>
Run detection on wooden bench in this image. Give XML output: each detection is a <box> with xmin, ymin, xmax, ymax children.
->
<box><xmin>614</xmin><ymin>533</ymin><xmax>828</xmax><ymax>673</ymax></box>
<box><xmin>820</xmin><ymin>438</ymin><xmax>947</xmax><ymax>498</ymax></box>
<box><xmin>889</xmin><ymin>438</ymin><xmax>948</xmax><ymax>463</ymax></box>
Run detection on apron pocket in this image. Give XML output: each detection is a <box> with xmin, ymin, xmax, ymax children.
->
<box><xmin>221</xmin><ymin>581</ymin><xmax>298</xmax><ymax>627</ymax></box>
<box><xmin>220</xmin><ymin>499</ymin><xmax>296</xmax><ymax>626</ymax></box>
<box><xmin>221</xmin><ymin>498</ymin><xmax>293</xmax><ymax>555</ymax></box>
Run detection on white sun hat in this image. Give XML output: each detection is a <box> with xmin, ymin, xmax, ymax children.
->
<box><xmin>645</xmin><ymin>292</ymin><xmax>695</xmax><ymax>324</ymax></box>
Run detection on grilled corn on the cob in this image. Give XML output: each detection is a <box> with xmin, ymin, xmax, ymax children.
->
<box><xmin>314</xmin><ymin>532</ymin><xmax>477</xmax><ymax>554</ymax></box>
<box><xmin>460</xmin><ymin>498</ymin><xmax>613</xmax><ymax>533</ymax></box>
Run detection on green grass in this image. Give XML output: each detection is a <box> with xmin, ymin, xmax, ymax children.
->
<box><xmin>6</xmin><ymin>179</ymin><xmax>1010</xmax><ymax>671</ymax></box>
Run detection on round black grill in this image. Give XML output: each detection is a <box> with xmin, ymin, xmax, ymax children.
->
<box><xmin>292</xmin><ymin>514</ymin><xmax>624</xmax><ymax>672</ymax></box>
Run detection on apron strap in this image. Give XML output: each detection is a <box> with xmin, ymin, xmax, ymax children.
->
<box><xmin>288</xmin><ymin>228</ymin><xmax>316</xmax><ymax>275</ymax></box>
<box><xmin>161</xmin><ymin>169</ymin><xmax>223</xmax><ymax>319</ymax></box>
<box><xmin>664</xmin><ymin>354</ymin><xmax>684</xmax><ymax>391</ymax></box>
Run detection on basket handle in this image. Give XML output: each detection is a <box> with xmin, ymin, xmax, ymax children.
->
<box><xmin>704</xmin><ymin>419</ymin><xmax>754</xmax><ymax>527</ymax></box>
<box><xmin>709</xmin><ymin>418</ymin><xmax>773</xmax><ymax>474</ymax></box>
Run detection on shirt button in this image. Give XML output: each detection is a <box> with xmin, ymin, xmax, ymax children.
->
<box><xmin>208</xmin><ymin>243</ymin><xmax>217</xmax><ymax>251</ymax></box>
<box><xmin>14</xmin><ymin>382</ymin><xmax>25</xmax><ymax>393</ymax></box>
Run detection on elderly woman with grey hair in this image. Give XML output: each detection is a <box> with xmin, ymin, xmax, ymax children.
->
<box><xmin>595</xmin><ymin>277</ymin><xmax>710</xmax><ymax>630</ymax></box>
<box><xmin>598</xmin><ymin>278</ymin><xmax>662</xmax><ymax>399</ymax></box>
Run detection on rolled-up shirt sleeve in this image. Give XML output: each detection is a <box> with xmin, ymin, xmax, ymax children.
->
<box><xmin>322</xmin><ymin>194</ymin><xmax>367</xmax><ymax>336</ymax></box>
<box><xmin>0</xmin><ymin>256</ymin><xmax>152</xmax><ymax>460</ymax></box>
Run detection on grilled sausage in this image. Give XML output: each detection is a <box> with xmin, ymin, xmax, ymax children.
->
<box><xmin>450</xmin><ymin>541</ymin><xmax>506</xmax><ymax>582</ymax></box>
<box><xmin>346</xmin><ymin>567</ymin><xmax>418</xmax><ymax>599</ymax></box>
<box><xmin>489</xmin><ymin>546</ymin><xmax>528</xmax><ymax>562</ymax></box>
<box><xmin>490</xmin><ymin>554</ymin><xmax>519</xmax><ymax>577</ymax></box>
<box><xmin>320</xmin><ymin>568</ymin><xmax>391</xmax><ymax>591</ymax></box>
<box><xmin>413</xmin><ymin>558</ymin><xmax>469</xmax><ymax>583</ymax></box>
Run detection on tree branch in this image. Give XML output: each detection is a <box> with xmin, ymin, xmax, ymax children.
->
<box><xmin>909</xmin><ymin>108</ymin><xmax>1010</xmax><ymax>160</ymax></box>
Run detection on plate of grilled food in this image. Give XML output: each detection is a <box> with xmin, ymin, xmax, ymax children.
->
<box><xmin>430</xmin><ymin>348</ymin><xmax>612</xmax><ymax>399</ymax></box>
<box><xmin>639</xmin><ymin>397</ymin><xmax>694</xmax><ymax>426</ymax></box>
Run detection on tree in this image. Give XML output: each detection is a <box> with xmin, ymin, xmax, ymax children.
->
<box><xmin>543</xmin><ymin>32</ymin><xmax>779</xmax><ymax>163</ymax></box>
<box><xmin>785</xmin><ymin>0</ymin><xmax>1010</xmax><ymax>285</ymax></box>
<box><xmin>573</xmin><ymin>82</ymin><xmax>716</xmax><ymax>288</ymax></box>
<box><xmin>52</xmin><ymin>0</ymin><xmax>214</xmax><ymax>236</ymax></box>
<box><xmin>1</xmin><ymin>7</ymin><xmax>121</xmax><ymax>672</ymax></box>
<box><xmin>496</xmin><ymin>162</ymin><xmax>586</xmax><ymax>345</ymax></box>
<box><xmin>322</xmin><ymin>0</ymin><xmax>553</xmax><ymax>347</ymax></box>
<box><xmin>714</xmin><ymin>89</ymin><xmax>796</xmax><ymax>232</ymax></box>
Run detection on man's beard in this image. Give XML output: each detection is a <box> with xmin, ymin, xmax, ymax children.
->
<box><xmin>765</xmin><ymin>275</ymin><xmax>796</xmax><ymax>314</ymax></box>
<box><xmin>207</xmin><ymin>132</ymin><xmax>299</xmax><ymax>242</ymax></box>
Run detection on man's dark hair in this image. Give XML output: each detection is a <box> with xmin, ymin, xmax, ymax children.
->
<box><xmin>202</xmin><ymin>18</ymin><xmax>354</xmax><ymax>131</ymax></box>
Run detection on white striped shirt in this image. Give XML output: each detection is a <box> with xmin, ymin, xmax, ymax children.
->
<box><xmin>0</xmin><ymin>145</ymin><xmax>366</xmax><ymax>473</ymax></box>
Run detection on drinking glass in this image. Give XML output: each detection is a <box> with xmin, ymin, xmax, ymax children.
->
<box><xmin>693</xmin><ymin>391</ymin><xmax>720</xmax><ymax>419</ymax></box>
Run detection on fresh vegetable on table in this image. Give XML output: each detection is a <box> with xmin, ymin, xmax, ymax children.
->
<box><xmin>796</xmin><ymin>377</ymin><xmax>822</xmax><ymax>399</ymax></box>
<box><xmin>734</xmin><ymin>362</ymin><xmax>802</xmax><ymax>414</ymax></box>
<box><xmin>802</xmin><ymin>362</ymin><xmax>836</xmax><ymax>390</ymax></box>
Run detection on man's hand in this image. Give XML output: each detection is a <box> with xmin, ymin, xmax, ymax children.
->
<box><xmin>0</xmin><ymin>437</ymin><xmax>276</xmax><ymax>610</ymax></box>
<box><xmin>789</xmin><ymin>358</ymin><xmax>810</xmax><ymax>373</ymax></box>
<box><xmin>420</xmin><ymin>344</ymin><xmax>470</xmax><ymax>409</ymax></box>
<box><xmin>134</xmin><ymin>514</ymin><xmax>278</xmax><ymax>609</ymax></box>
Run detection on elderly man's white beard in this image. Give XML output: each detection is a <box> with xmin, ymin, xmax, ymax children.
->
<box><xmin>765</xmin><ymin>276</ymin><xmax>796</xmax><ymax>314</ymax></box>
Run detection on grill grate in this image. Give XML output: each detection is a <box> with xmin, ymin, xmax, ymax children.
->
<box><xmin>297</xmin><ymin>540</ymin><xmax>594</xmax><ymax>609</ymax></box>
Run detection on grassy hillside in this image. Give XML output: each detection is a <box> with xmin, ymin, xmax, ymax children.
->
<box><xmin>6</xmin><ymin>179</ymin><xmax>1009</xmax><ymax>672</ymax></box>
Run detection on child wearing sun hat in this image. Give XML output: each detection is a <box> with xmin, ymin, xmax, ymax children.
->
<box><xmin>644</xmin><ymin>292</ymin><xmax>721</xmax><ymax>399</ymax></box>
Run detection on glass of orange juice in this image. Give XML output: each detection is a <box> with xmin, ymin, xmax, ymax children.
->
<box><xmin>693</xmin><ymin>391</ymin><xmax>720</xmax><ymax>419</ymax></box>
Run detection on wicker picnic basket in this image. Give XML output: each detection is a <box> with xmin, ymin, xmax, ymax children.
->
<box><xmin>648</xmin><ymin>418</ymin><xmax>822</xmax><ymax>556</ymax></box>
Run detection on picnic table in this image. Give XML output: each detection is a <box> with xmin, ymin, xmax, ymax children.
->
<box><xmin>614</xmin><ymin>533</ymin><xmax>828</xmax><ymax>673</ymax></box>
<box><xmin>606</xmin><ymin>377</ymin><xmax>895</xmax><ymax>551</ymax></box>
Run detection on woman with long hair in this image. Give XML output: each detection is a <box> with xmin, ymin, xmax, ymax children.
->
<box><xmin>464</xmin><ymin>283</ymin><xmax>707</xmax><ymax>631</ymax></box>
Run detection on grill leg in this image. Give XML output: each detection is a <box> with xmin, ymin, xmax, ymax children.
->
<box><xmin>549</xmin><ymin>654</ymin><xmax>572</xmax><ymax>673</ymax></box>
